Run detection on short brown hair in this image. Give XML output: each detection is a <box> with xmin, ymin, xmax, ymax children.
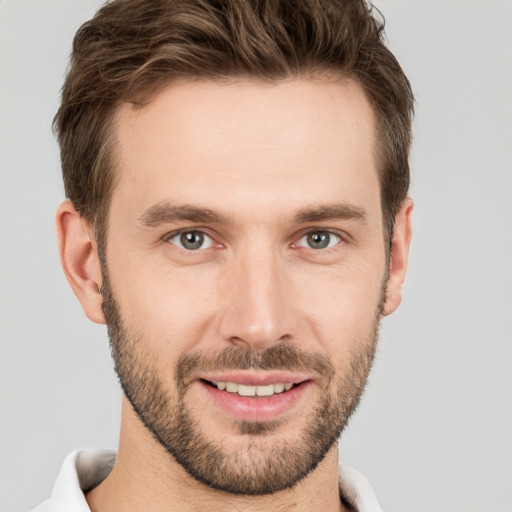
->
<box><xmin>54</xmin><ymin>0</ymin><xmax>413</xmax><ymax>247</ymax></box>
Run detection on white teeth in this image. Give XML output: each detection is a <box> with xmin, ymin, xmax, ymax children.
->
<box><xmin>237</xmin><ymin>384</ymin><xmax>256</xmax><ymax>396</ymax></box>
<box><xmin>256</xmin><ymin>384</ymin><xmax>275</xmax><ymax>397</ymax></box>
<box><xmin>273</xmin><ymin>383</ymin><xmax>285</xmax><ymax>393</ymax></box>
<box><xmin>211</xmin><ymin>381</ymin><xmax>295</xmax><ymax>397</ymax></box>
<box><xmin>225</xmin><ymin>382</ymin><xmax>238</xmax><ymax>393</ymax></box>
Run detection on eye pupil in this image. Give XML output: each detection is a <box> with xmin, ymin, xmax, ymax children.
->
<box><xmin>180</xmin><ymin>231</ymin><xmax>204</xmax><ymax>250</ymax></box>
<box><xmin>307</xmin><ymin>232</ymin><xmax>330</xmax><ymax>249</ymax></box>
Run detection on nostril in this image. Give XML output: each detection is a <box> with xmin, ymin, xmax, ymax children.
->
<box><xmin>227</xmin><ymin>336</ymin><xmax>251</xmax><ymax>350</ymax></box>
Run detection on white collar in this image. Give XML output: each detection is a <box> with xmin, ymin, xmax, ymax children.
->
<box><xmin>32</xmin><ymin>450</ymin><xmax>383</xmax><ymax>512</ymax></box>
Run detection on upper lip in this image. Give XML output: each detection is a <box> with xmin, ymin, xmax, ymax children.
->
<box><xmin>195</xmin><ymin>371</ymin><xmax>313</xmax><ymax>387</ymax></box>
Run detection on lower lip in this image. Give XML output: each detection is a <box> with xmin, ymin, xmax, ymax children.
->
<box><xmin>198</xmin><ymin>380</ymin><xmax>311</xmax><ymax>422</ymax></box>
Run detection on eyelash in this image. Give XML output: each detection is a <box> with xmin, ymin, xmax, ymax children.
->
<box><xmin>164</xmin><ymin>230</ymin><xmax>216</xmax><ymax>251</ymax></box>
<box><xmin>163</xmin><ymin>228</ymin><xmax>346</xmax><ymax>253</ymax></box>
<box><xmin>295</xmin><ymin>230</ymin><xmax>342</xmax><ymax>251</ymax></box>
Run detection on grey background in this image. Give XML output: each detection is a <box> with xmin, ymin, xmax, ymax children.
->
<box><xmin>1</xmin><ymin>1</ymin><xmax>511</xmax><ymax>511</ymax></box>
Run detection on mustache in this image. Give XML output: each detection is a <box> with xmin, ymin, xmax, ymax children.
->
<box><xmin>176</xmin><ymin>344</ymin><xmax>335</xmax><ymax>384</ymax></box>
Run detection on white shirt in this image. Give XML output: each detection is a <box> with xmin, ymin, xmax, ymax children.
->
<box><xmin>32</xmin><ymin>450</ymin><xmax>383</xmax><ymax>512</ymax></box>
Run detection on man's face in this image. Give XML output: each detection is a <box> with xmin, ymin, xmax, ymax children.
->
<box><xmin>102</xmin><ymin>79</ymin><xmax>388</xmax><ymax>494</ymax></box>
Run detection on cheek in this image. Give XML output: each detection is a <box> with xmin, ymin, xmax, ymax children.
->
<box><xmin>295</xmin><ymin>261</ymin><xmax>384</xmax><ymax>354</ymax></box>
<box><xmin>109</xmin><ymin>254</ymin><xmax>222</xmax><ymax>356</ymax></box>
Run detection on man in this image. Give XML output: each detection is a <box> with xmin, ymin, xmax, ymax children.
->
<box><xmin>34</xmin><ymin>0</ymin><xmax>413</xmax><ymax>510</ymax></box>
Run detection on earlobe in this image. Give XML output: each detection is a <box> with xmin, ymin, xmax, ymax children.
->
<box><xmin>56</xmin><ymin>200</ymin><xmax>106</xmax><ymax>324</ymax></box>
<box><xmin>382</xmin><ymin>198</ymin><xmax>413</xmax><ymax>317</ymax></box>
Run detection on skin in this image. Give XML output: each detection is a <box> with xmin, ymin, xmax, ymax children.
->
<box><xmin>57</xmin><ymin>78</ymin><xmax>413</xmax><ymax>512</ymax></box>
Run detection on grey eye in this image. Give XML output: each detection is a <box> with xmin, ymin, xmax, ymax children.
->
<box><xmin>299</xmin><ymin>231</ymin><xmax>340</xmax><ymax>250</ymax></box>
<box><xmin>169</xmin><ymin>231</ymin><xmax>213</xmax><ymax>251</ymax></box>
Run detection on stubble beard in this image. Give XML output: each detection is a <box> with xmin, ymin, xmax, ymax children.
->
<box><xmin>101</xmin><ymin>271</ymin><xmax>383</xmax><ymax>496</ymax></box>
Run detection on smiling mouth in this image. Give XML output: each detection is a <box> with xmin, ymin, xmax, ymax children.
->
<box><xmin>202</xmin><ymin>379</ymin><xmax>301</xmax><ymax>397</ymax></box>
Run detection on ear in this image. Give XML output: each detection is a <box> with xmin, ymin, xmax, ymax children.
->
<box><xmin>382</xmin><ymin>198</ymin><xmax>413</xmax><ymax>316</ymax></box>
<box><xmin>56</xmin><ymin>200</ymin><xmax>105</xmax><ymax>324</ymax></box>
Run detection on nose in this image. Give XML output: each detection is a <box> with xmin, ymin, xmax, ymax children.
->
<box><xmin>217</xmin><ymin>249</ymin><xmax>295</xmax><ymax>351</ymax></box>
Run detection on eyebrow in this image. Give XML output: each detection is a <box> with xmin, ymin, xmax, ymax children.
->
<box><xmin>138</xmin><ymin>203</ymin><xmax>232</xmax><ymax>227</ymax></box>
<box><xmin>293</xmin><ymin>203</ymin><xmax>367</xmax><ymax>224</ymax></box>
<box><xmin>138</xmin><ymin>201</ymin><xmax>367</xmax><ymax>228</ymax></box>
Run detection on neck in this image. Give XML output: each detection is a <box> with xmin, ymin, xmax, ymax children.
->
<box><xmin>86</xmin><ymin>399</ymin><xmax>347</xmax><ymax>512</ymax></box>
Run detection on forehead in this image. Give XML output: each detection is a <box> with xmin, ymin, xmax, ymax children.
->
<box><xmin>110</xmin><ymin>78</ymin><xmax>380</xmax><ymax>224</ymax></box>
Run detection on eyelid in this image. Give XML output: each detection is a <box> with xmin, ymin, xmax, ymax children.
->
<box><xmin>293</xmin><ymin>227</ymin><xmax>347</xmax><ymax>244</ymax></box>
<box><xmin>163</xmin><ymin>228</ymin><xmax>216</xmax><ymax>251</ymax></box>
<box><xmin>161</xmin><ymin>226</ymin><xmax>348</xmax><ymax>252</ymax></box>
<box><xmin>299</xmin><ymin>230</ymin><xmax>342</xmax><ymax>249</ymax></box>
